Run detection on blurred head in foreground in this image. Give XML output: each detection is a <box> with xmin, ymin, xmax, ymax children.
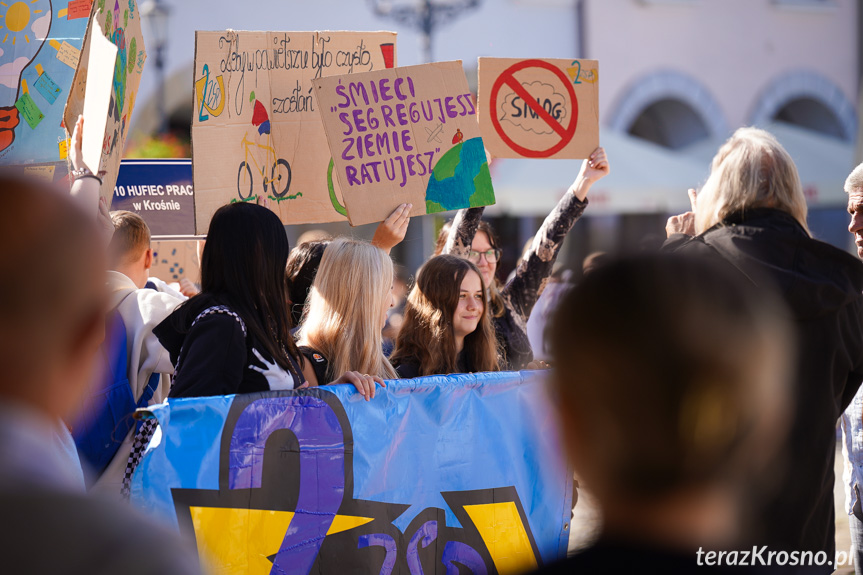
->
<box><xmin>550</xmin><ymin>254</ymin><xmax>792</xmax><ymax>550</ymax></box>
<box><xmin>0</xmin><ymin>174</ymin><xmax>107</xmax><ymax>421</ymax></box>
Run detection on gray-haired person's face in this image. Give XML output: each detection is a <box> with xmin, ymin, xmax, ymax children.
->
<box><xmin>848</xmin><ymin>188</ymin><xmax>863</xmax><ymax>259</ymax></box>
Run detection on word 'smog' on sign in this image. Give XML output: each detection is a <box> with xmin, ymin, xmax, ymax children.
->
<box><xmin>192</xmin><ymin>31</ymin><xmax>397</xmax><ymax>234</ymax></box>
<box><xmin>478</xmin><ymin>58</ymin><xmax>599</xmax><ymax>160</ymax></box>
<box><xmin>65</xmin><ymin>0</ymin><xmax>148</xmax><ymax>202</ymax></box>
<box><xmin>314</xmin><ymin>60</ymin><xmax>495</xmax><ymax>226</ymax></box>
<box><xmin>0</xmin><ymin>0</ymin><xmax>90</xmax><ymax>169</ymax></box>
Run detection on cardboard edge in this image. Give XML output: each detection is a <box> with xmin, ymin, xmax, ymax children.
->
<box><xmin>62</xmin><ymin>6</ymin><xmax>101</xmax><ymax>171</ymax></box>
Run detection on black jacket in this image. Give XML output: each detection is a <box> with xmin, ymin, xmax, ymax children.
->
<box><xmin>392</xmin><ymin>351</ymin><xmax>473</xmax><ymax>379</ymax></box>
<box><xmin>155</xmin><ymin>298</ymin><xmax>303</xmax><ymax>398</ymax></box>
<box><xmin>665</xmin><ymin>208</ymin><xmax>863</xmax><ymax>556</ymax></box>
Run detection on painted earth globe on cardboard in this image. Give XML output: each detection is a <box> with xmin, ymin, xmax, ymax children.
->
<box><xmin>425</xmin><ymin>137</ymin><xmax>495</xmax><ymax>213</ymax></box>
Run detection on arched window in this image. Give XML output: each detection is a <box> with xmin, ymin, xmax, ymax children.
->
<box><xmin>627</xmin><ymin>98</ymin><xmax>711</xmax><ymax>150</ymax></box>
<box><xmin>749</xmin><ymin>71</ymin><xmax>856</xmax><ymax>142</ymax></box>
<box><xmin>607</xmin><ymin>70</ymin><xmax>727</xmax><ymax>149</ymax></box>
<box><xmin>772</xmin><ymin>97</ymin><xmax>846</xmax><ymax>140</ymax></box>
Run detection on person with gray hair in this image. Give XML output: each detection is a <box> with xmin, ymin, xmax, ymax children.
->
<box><xmin>664</xmin><ymin>127</ymin><xmax>863</xmax><ymax>564</ymax></box>
<box><xmin>841</xmin><ymin>161</ymin><xmax>863</xmax><ymax>574</ymax></box>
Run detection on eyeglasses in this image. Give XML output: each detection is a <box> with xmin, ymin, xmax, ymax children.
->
<box><xmin>467</xmin><ymin>248</ymin><xmax>501</xmax><ymax>264</ymax></box>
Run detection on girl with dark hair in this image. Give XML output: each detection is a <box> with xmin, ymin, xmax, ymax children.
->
<box><xmin>286</xmin><ymin>240</ymin><xmax>329</xmax><ymax>328</ymax></box>
<box><xmin>435</xmin><ymin>147</ymin><xmax>609</xmax><ymax>370</ymax></box>
<box><xmin>155</xmin><ymin>202</ymin><xmax>307</xmax><ymax>397</ymax></box>
<box><xmin>390</xmin><ymin>255</ymin><xmax>499</xmax><ymax>378</ymax></box>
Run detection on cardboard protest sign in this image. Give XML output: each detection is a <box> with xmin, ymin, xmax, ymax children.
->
<box><xmin>151</xmin><ymin>240</ymin><xmax>200</xmax><ymax>285</ymax></box>
<box><xmin>192</xmin><ymin>31</ymin><xmax>397</xmax><ymax>234</ymax></box>
<box><xmin>65</xmin><ymin>0</ymin><xmax>147</xmax><ymax>202</ymax></box>
<box><xmin>112</xmin><ymin>159</ymin><xmax>196</xmax><ymax>237</ymax></box>
<box><xmin>0</xmin><ymin>0</ymin><xmax>90</xmax><ymax>168</ymax></box>
<box><xmin>66</xmin><ymin>10</ymin><xmax>116</xmax><ymax>181</ymax></box>
<box><xmin>313</xmin><ymin>60</ymin><xmax>495</xmax><ymax>226</ymax></box>
<box><xmin>478</xmin><ymin>58</ymin><xmax>598</xmax><ymax>159</ymax></box>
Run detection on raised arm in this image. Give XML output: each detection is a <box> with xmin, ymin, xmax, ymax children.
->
<box><xmin>442</xmin><ymin>207</ymin><xmax>485</xmax><ymax>258</ymax></box>
<box><xmin>68</xmin><ymin>115</ymin><xmax>101</xmax><ymax>214</ymax></box>
<box><xmin>502</xmin><ymin>147</ymin><xmax>609</xmax><ymax>323</ymax></box>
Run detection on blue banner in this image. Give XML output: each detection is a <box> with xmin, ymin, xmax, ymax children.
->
<box><xmin>112</xmin><ymin>159</ymin><xmax>195</xmax><ymax>237</ymax></box>
<box><xmin>131</xmin><ymin>371</ymin><xmax>572</xmax><ymax>574</ymax></box>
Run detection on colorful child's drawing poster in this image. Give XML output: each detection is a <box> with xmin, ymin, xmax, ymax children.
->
<box><xmin>0</xmin><ymin>0</ymin><xmax>91</xmax><ymax>170</ymax></box>
<box><xmin>64</xmin><ymin>0</ymin><xmax>146</xmax><ymax>202</ymax></box>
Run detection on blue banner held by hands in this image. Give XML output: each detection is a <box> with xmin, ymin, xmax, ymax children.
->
<box><xmin>131</xmin><ymin>370</ymin><xmax>572</xmax><ymax>574</ymax></box>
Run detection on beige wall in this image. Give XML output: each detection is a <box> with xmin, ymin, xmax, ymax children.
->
<box><xmin>586</xmin><ymin>0</ymin><xmax>858</xmax><ymax>134</ymax></box>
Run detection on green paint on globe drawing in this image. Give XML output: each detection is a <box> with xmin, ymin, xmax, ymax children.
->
<box><xmin>426</xmin><ymin>199</ymin><xmax>447</xmax><ymax>214</ymax></box>
<box><xmin>432</xmin><ymin>143</ymin><xmax>463</xmax><ymax>181</ymax></box>
<box><xmin>425</xmin><ymin>137</ymin><xmax>496</xmax><ymax>213</ymax></box>
<box><xmin>469</xmin><ymin>162</ymin><xmax>495</xmax><ymax>207</ymax></box>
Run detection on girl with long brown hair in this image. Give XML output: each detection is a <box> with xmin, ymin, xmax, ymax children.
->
<box><xmin>436</xmin><ymin>147</ymin><xmax>609</xmax><ymax>370</ymax></box>
<box><xmin>390</xmin><ymin>255</ymin><xmax>499</xmax><ymax>378</ymax></box>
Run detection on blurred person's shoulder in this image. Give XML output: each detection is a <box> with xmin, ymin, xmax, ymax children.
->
<box><xmin>0</xmin><ymin>486</ymin><xmax>200</xmax><ymax>574</ymax></box>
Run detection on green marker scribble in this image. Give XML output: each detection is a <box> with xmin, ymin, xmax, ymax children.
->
<box><xmin>327</xmin><ymin>158</ymin><xmax>348</xmax><ymax>216</ymax></box>
<box><xmin>268</xmin><ymin>192</ymin><xmax>303</xmax><ymax>203</ymax></box>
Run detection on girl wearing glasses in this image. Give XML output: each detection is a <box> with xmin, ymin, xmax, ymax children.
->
<box><xmin>435</xmin><ymin>147</ymin><xmax>610</xmax><ymax>369</ymax></box>
<box><xmin>390</xmin><ymin>255</ymin><xmax>500</xmax><ymax>378</ymax></box>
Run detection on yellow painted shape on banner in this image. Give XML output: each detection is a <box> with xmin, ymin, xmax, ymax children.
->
<box><xmin>327</xmin><ymin>514</ymin><xmax>374</xmax><ymax>535</ymax></box>
<box><xmin>463</xmin><ymin>502</ymin><xmax>538</xmax><ymax>574</ymax></box>
<box><xmin>190</xmin><ymin>506</ymin><xmax>374</xmax><ymax>574</ymax></box>
<box><xmin>190</xmin><ymin>507</ymin><xmax>295</xmax><ymax>575</ymax></box>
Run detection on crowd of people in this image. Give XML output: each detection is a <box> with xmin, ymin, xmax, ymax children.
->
<box><xmin>6</xmin><ymin>112</ymin><xmax>863</xmax><ymax>573</ymax></box>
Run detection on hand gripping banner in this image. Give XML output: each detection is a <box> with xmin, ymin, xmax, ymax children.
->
<box><xmin>131</xmin><ymin>370</ymin><xmax>572</xmax><ymax>574</ymax></box>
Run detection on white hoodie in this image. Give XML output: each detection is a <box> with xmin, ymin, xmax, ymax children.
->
<box><xmin>90</xmin><ymin>271</ymin><xmax>183</xmax><ymax>497</ymax></box>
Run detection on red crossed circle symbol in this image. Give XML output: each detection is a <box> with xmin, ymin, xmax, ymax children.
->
<box><xmin>489</xmin><ymin>59</ymin><xmax>579</xmax><ymax>158</ymax></box>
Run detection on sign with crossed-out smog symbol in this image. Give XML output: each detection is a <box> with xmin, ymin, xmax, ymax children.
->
<box><xmin>489</xmin><ymin>59</ymin><xmax>580</xmax><ymax>158</ymax></box>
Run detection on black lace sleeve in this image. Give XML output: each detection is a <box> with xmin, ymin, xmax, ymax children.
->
<box><xmin>501</xmin><ymin>194</ymin><xmax>588</xmax><ymax>325</ymax></box>
<box><xmin>442</xmin><ymin>207</ymin><xmax>485</xmax><ymax>258</ymax></box>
